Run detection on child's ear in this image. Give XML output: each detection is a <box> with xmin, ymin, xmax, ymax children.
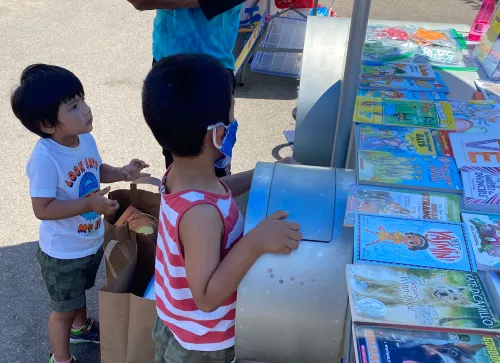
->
<box><xmin>215</xmin><ymin>125</ymin><xmax>225</xmax><ymax>146</ymax></box>
<box><xmin>38</xmin><ymin>120</ymin><xmax>56</xmax><ymax>135</ymax></box>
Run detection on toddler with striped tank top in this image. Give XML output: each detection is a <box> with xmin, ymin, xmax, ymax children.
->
<box><xmin>142</xmin><ymin>54</ymin><xmax>303</xmax><ymax>362</ymax></box>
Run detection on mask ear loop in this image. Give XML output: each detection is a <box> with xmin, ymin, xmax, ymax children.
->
<box><xmin>212</xmin><ymin>127</ymin><xmax>223</xmax><ymax>149</ymax></box>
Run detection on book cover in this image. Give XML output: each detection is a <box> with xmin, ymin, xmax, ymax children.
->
<box><xmin>462</xmin><ymin>167</ymin><xmax>500</xmax><ymax>209</ymax></box>
<box><xmin>353</xmin><ymin>97</ymin><xmax>456</xmax><ymax>130</ymax></box>
<box><xmin>357</xmin><ymin>151</ymin><xmax>463</xmax><ymax>193</ymax></box>
<box><xmin>358</xmin><ymin>72</ymin><xmax>449</xmax><ymax>92</ymax></box>
<box><xmin>450</xmin><ymin>100</ymin><xmax>500</xmax><ymax>133</ymax></box>
<box><xmin>361</xmin><ymin>61</ymin><xmax>436</xmax><ymax>80</ymax></box>
<box><xmin>346</xmin><ymin>264</ymin><xmax>500</xmax><ymax>331</ymax></box>
<box><xmin>487</xmin><ymin>271</ymin><xmax>500</xmax><ymax>314</ymax></box>
<box><xmin>344</xmin><ymin>185</ymin><xmax>461</xmax><ymax>227</ymax></box>
<box><xmin>354</xmin><ymin>214</ymin><xmax>476</xmax><ymax>272</ymax></box>
<box><xmin>357</xmin><ymin>89</ymin><xmax>448</xmax><ymax>101</ymax></box>
<box><xmin>353</xmin><ymin>324</ymin><xmax>500</xmax><ymax>363</ymax></box>
<box><xmin>449</xmin><ymin>133</ymin><xmax>500</xmax><ymax>169</ymax></box>
<box><xmin>357</xmin><ymin>124</ymin><xmax>446</xmax><ymax>156</ymax></box>
<box><xmin>476</xmin><ymin>80</ymin><xmax>500</xmax><ymax>101</ymax></box>
<box><xmin>462</xmin><ymin>212</ymin><xmax>500</xmax><ymax>271</ymax></box>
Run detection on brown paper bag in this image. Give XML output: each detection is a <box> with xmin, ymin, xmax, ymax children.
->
<box><xmin>99</xmin><ymin>178</ymin><xmax>161</xmax><ymax>363</ymax></box>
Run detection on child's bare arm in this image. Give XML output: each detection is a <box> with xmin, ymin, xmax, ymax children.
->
<box><xmin>100</xmin><ymin>159</ymin><xmax>149</xmax><ymax>183</ymax></box>
<box><xmin>180</xmin><ymin>205</ymin><xmax>302</xmax><ymax>312</ymax></box>
<box><xmin>31</xmin><ymin>186</ymin><xmax>118</xmax><ymax>220</ymax></box>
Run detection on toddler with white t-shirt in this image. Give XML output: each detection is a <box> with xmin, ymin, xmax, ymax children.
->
<box><xmin>11</xmin><ymin>64</ymin><xmax>149</xmax><ymax>363</ymax></box>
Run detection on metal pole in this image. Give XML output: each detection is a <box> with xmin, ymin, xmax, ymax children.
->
<box><xmin>312</xmin><ymin>0</ymin><xmax>319</xmax><ymax>15</ymax></box>
<box><xmin>331</xmin><ymin>0</ymin><xmax>371</xmax><ymax>168</ymax></box>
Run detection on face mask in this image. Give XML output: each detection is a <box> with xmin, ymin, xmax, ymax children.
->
<box><xmin>207</xmin><ymin>120</ymin><xmax>238</xmax><ymax>159</ymax></box>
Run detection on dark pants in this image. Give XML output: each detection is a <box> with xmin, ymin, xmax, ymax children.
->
<box><xmin>152</xmin><ymin>58</ymin><xmax>235</xmax><ymax>177</ymax></box>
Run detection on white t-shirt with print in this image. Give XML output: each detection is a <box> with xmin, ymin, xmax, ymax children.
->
<box><xmin>27</xmin><ymin>133</ymin><xmax>104</xmax><ymax>259</ymax></box>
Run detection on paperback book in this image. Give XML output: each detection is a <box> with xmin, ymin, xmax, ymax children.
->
<box><xmin>354</xmin><ymin>214</ymin><xmax>476</xmax><ymax>272</ymax></box>
<box><xmin>449</xmin><ymin>132</ymin><xmax>500</xmax><ymax>169</ymax></box>
<box><xmin>344</xmin><ymin>185</ymin><xmax>461</xmax><ymax>227</ymax></box>
<box><xmin>475</xmin><ymin>80</ymin><xmax>500</xmax><ymax>101</ymax></box>
<box><xmin>357</xmin><ymin>89</ymin><xmax>448</xmax><ymax>101</ymax></box>
<box><xmin>353</xmin><ymin>97</ymin><xmax>456</xmax><ymax>130</ymax></box>
<box><xmin>462</xmin><ymin>212</ymin><xmax>500</xmax><ymax>271</ymax></box>
<box><xmin>486</xmin><ymin>271</ymin><xmax>500</xmax><ymax>314</ymax></box>
<box><xmin>353</xmin><ymin>324</ymin><xmax>500</xmax><ymax>363</ymax></box>
<box><xmin>359</xmin><ymin>72</ymin><xmax>449</xmax><ymax>92</ymax></box>
<box><xmin>346</xmin><ymin>264</ymin><xmax>500</xmax><ymax>331</ymax></box>
<box><xmin>361</xmin><ymin>61</ymin><xmax>436</xmax><ymax>80</ymax></box>
<box><xmin>462</xmin><ymin>167</ymin><xmax>500</xmax><ymax>213</ymax></box>
<box><xmin>357</xmin><ymin>150</ymin><xmax>463</xmax><ymax>193</ymax></box>
<box><xmin>450</xmin><ymin>100</ymin><xmax>500</xmax><ymax>133</ymax></box>
<box><xmin>356</xmin><ymin>124</ymin><xmax>450</xmax><ymax>156</ymax></box>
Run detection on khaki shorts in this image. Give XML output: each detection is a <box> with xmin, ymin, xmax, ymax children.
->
<box><xmin>37</xmin><ymin>246</ymin><xmax>104</xmax><ymax>312</ymax></box>
<box><xmin>152</xmin><ymin>317</ymin><xmax>236</xmax><ymax>363</ymax></box>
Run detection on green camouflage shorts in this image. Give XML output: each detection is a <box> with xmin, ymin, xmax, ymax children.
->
<box><xmin>36</xmin><ymin>246</ymin><xmax>104</xmax><ymax>313</ymax></box>
<box><xmin>152</xmin><ymin>317</ymin><xmax>236</xmax><ymax>363</ymax></box>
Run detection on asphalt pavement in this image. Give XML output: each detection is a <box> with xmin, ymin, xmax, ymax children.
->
<box><xmin>0</xmin><ymin>0</ymin><xmax>477</xmax><ymax>362</ymax></box>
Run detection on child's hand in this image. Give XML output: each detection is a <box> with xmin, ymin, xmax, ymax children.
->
<box><xmin>87</xmin><ymin>186</ymin><xmax>119</xmax><ymax>215</ymax></box>
<box><xmin>122</xmin><ymin>159</ymin><xmax>150</xmax><ymax>182</ymax></box>
<box><xmin>277</xmin><ymin>156</ymin><xmax>300</xmax><ymax>165</ymax></box>
<box><xmin>250</xmin><ymin>211</ymin><xmax>302</xmax><ymax>254</ymax></box>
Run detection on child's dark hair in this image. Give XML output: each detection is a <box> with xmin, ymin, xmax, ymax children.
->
<box><xmin>142</xmin><ymin>54</ymin><xmax>232</xmax><ymax>157</ymax></box>
<box><xmin>11</xmin><ymin>64</ymin><xmax>85</xmax><ymax>138</ymax></box>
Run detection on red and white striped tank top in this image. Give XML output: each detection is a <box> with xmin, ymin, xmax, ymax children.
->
<box><xmin>155</xmin><ymin>176</ymin><xmax>244</xmax><ymax>351</ymax></box>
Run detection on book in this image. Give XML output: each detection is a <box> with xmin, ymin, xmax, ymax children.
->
<box><xmin>476</xmin><ymin>79</ymin><xmax>500</xmax><ymax>101</ymax></box>
<box><xmin>356</xmin><ymin>124</ymin><xmax>450</xmax><ymax>156</ymax></box>
<box><xmin>344</xmin><ymin>185</ymin><xmax>461</xmax><ymax>227</ymax></box>
<box><xmin>462</xmin><ymin>167</ymin><xmax>500</xmax><ymax>213</ymax></box>
<box><xmin>357</xmin><ymin>89</ymin><xmax>448</xmax><ymax>101</ymax></box>
<box><xmin>353</xmin><ymin>324</ymin><xmax>500</xmax><ymax>363</ymax></box>
<box><xmin>353</xmin><ymin>97</ymin><xmax>456</xmax><ymax>130</ymax></box>
<box><xmin>346</xmin><ymin>264</ymin><xmax>500</xmax><ymax>331</ymax></box>
<box><xmin>357</xmin><ymin>151</ymin><xmax>463</xmax><ymax>193</ymax></box>
<box><xmin>361</xmin><ymin>61</ymin><xmax>436</xmax><ymax>80</ymax></box>
<box><xmin>450</xmin><ymin>100</ymin><xmax>500</xmax><ymax>133</ymax></box>
<box><xmin>486</xmin><ymin>271</ymin><xmax>500</xmax><ymax>314</ymax></box>
<box><xmin>115</xmin><ymin>205</ymin><xmax>156</xmax><ymax>235</ymax></box>
<box><xmin>358</xmin><ymin>72</ymin><xmax>449</xmax><ymax>92</ymax></box>
<box><xmin>353</xmin><ymin>214</ymin><xmax>476</xmax><ymax>272</ymax></box>
<box><xmin>462</xmin><ymin>212</ymin><xmax>500</xmax><ymax>271</ymax></box>
<box><xmin>449</xmin><ymin>132</ymin><xmax>500</xmax><ymax>169</ymax></box>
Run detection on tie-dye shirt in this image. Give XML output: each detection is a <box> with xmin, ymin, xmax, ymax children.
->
<box><xmin>152</xmin><ymin>6</ymin><xmax>241</xmax><ymax>70</ymax></box>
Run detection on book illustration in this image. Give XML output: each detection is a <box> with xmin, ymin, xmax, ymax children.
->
<box><xmin>354</xmin><ymin>214</ymin><xmax>475</xmax><ymax>272</ymax></box>
<box><xmin>449</xmin><ymin>133</ymin><xmax>500</xmax><ymax>169</ymax></box>
<box><xmin>353</xmin><ymin>97</ymin><xmax>456</xmax><ymax>130</ymax></box>
<box><xmin>462</xmin><ymin>212</ymin><xmax>500</xmax><ymax>270</ymax></box>
<box><xmin>357</xmin><ymin>124</ymin><xmax>444</xmax><ymax>156</ymax></box>
<box><xmin>344</xmin><ymin>185</ymin><xmax>461</xmax><ymax>227</ymax></box>
<box><xmin>354</xmin><ymin>324</ymin><xmax>500</xmax><ymax>363</ymax></box>
<box><xmin>476</xmin><ymin>80</ymin><xmax>500</xmax><ymax>101</ymax></box>
<box><xmin>361</xmin><ymin>61</ymin><xmax>436</xmax><ymax>80</ymax></box>
<box><xmin>357</xmin><ymin>89</ymin><xmax>448</xmax><ymax>101</ymax></box>
<box><xmin>357</xmin><ymin>151</ymin><xmax>462</xmax><ymax>192</ymax></box>
<box><xmin>347</xmin><ymin>264</ymin><xmax>500</xmax><ymax>330</ymax></box>
<box><xmin>450</xmin><ymin>100</ymin><xmax>500</xmax><ymax>133</ymax></box>
<box><xmin>461</xmin><ymin>167</ymin><xmax>500</xmax><ymax>208</ymax></box>
<box><xmin>359</xmin><ymin>72</ymin><xmax>449</xmax><ymax>92</ymax></box>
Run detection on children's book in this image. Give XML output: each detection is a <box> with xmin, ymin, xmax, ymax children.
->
<box><xmin>361</xmin><ymin>61</ymin><xmax>436</xmax><ymax>80</ymax></box>
<box><xmin>344</xmin><ymin>185</ymin><xmax>461</xmax><ymax>227</ymax></box>
<box><xmin>357</xmin><ymin>89</ymin><xmax>448</xmax><ymax>101</ymax></box>
<box><xmin>449</xmin><ymin>132</ymin><xmax>500</xmax><ymax>169</ymax></box>
<box><xmin>486</xmin><ymin>271</ymin><xmax>500</xmax><ymax>314</ymax></box>
<box><xmin>356</xmin><ymin>124</ymin><xmax>450</xmax><ymax>156</ymax></box>
<box><xmin>450</xmin><ymin>100</ymin><xmax>500</xmax><ymax>133</ymax></box>
<box><xmin>357</xmin><ymin>151</ymin><xmax>463</xmax><ymax>193</ymax></box>
<box><xmin>462</xmin><ymin>212</ymin><xmax>500</xmax><ymax>271</ymax></box>
<box><xmin>353</xmin><ymin>214</ymin><xmax>476</xmax><ymax>272</ymax></box>
<box><xmin>353</xmin><ymin>97</ymin><xmax>456</xmax><ymax>130</ymax></box>
<box><xmin>358</xmin><ymin>72</ymin><xmax>449</xmax><ymax>93</ymax></box>
<box><xmin>346</xmin><ymin>264</ymin><xmax>500</xmax><ymax>331</ymax></box>
<box><xmin>353</xmin><ymin>324</ymin><xmax>500</xmax><ymax>363</ymax></box>
<box><xmin>462</xmin><ymin>167</ymin><xmax>500</xmax><ymax>213</ymax></box>
<box><xmin>476</xmin><ymin>80</ymin><xmax>500</xmax><ymax>101</ymax></box>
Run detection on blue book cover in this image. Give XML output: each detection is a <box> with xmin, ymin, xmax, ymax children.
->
<box><xmin>354</xmin><ymin>214</ymin><xmax>476</xmax><ymax>272</ymax></box>
<box><xmin>359</xmin><ymin>72</ymin><xmax>449</xmax><ymax>93</ymax></box>
<box><xmin>357</xmin><ymin>150</ymin><xmax>463</xmax><ymax>193</ymax></box>
<box><xmin>357</xmin><ymin>89</ymin><xmax>448</xmax><ymax>101</ymax></box>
